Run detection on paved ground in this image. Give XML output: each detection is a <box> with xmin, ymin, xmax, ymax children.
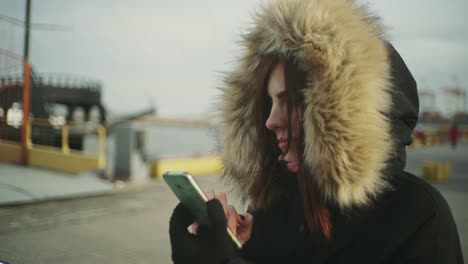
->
<box><xmin>0</xmin><ymin>143</ymin><xmax>466</xmax><ymax>263</ymax></box>
<box><xmin>0</xmin><ymin>176</ymin><xmax>228</xmax><ymax>264</ymax></box>
<box><xmin>0</xmin><ymin>164</ymin><xmax>113</xmax><ymax>206</ymax></box>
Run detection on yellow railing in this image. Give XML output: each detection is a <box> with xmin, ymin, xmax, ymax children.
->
<box><xmin>150</xmin><ymin>156</ymin><xmax>223</xmax><ymax>179</ymax></box>
<box><xmin>0</xmin><ymin>119</ymin><xmax>106</xmax><ymax>174</ymax></box>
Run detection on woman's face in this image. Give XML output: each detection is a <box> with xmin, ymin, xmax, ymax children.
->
<box><xmin>265</xmin><ymin>63</ymin><xmax>301</xmax><ymax>173</ymax></box>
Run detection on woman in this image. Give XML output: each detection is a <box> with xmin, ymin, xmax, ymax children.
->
<box><xmin>169</xmin><ymin>0</ymin><xmax>463</xmax><ymax>263</ymax></box>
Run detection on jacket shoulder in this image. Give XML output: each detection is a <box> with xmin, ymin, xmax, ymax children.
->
<box><xmin>391</xmin><ymin>171</ymin><xmax>450</xmax><ymax>217</ymax></box>
<box><xmin>385</xmin><ymin>172</ymin><xmax>463</xmax><ymax>263</ymax></box>
<box><xmin>329</xmin><ymin>172</ymin><xmax>463</xmax><ymax>263</ymax></box>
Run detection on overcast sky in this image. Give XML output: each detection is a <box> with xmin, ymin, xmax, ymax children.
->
<box><xmin>1</xmin><ymin>0</ymin><xmax>467</xmax><ymax>117</ymax></box>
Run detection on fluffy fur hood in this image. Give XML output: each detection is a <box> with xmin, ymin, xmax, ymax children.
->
<box><xmin>217</xmin><ymin>0</ymin><xmax>418</xmax><ymax>209</ymax></box>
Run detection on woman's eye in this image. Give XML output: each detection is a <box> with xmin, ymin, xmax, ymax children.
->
<box><xmin>278</xmin><ymin>94</ymin><xmax>287</xmax><ymax>105</ymax></box>
<box><xmin>277</xmin><ymin>92</ymin><xmax>287</xmax><ymax>102</ymax></box>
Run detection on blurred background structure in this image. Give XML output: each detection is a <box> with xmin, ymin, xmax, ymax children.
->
<box><xmin>0</xmin><ymin>0</ymin><xmax>467</xmax><ymax>263</ymax></box>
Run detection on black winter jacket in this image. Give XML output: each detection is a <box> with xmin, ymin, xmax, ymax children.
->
<box><xmin>239</xmin><ymin>171</ymin><xmax>463</xmax><ymax>264</ymax></box>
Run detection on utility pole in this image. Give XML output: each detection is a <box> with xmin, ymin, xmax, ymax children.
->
<box><xmin>1</xmin><ymin>1</ymin><xmax>72</xmax><ymax>165</ymax></box>
<box><xmin>21</xmin><ymin>0</ymin><xmax>32</xmax><ymax>165</ymax></box>
<box><xmin>24</xmin><ymin>0</ymin><xmax>31</xmax><ymax>59</ymax></box>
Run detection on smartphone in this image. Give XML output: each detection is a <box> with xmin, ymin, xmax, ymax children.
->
<box><xmin>163</xmin><ymin>171</ymin><xmax>242</xmax><ymax>248</ymax></box>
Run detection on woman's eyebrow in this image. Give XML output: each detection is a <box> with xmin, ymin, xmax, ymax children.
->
<box><xmin>267</xmin><ymin>89</ymin><xmax>285</xmax><ymax>98</ymax></box>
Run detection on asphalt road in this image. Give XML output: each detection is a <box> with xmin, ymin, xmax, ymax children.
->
<box><xmin>0</xmin><ymin>176</ymin><xmax>228</xmax><ymax>264</ymax></box>
<box><xmin>0</xmin><ymin>143</ymin><xmax>466</xmax><ymax>263</ymax></box>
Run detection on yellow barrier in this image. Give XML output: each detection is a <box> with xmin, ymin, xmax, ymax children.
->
<box><xmin>422</xmin><ymin>162</ymin><xmax>451</xmax><ymax>182</ymax></box>
<box><xmin>29</xmin><ymin>145</ymin><xmax>101</xmax><ymax>174</ymax></box>
<box><xmin>1</xmin><ymin>121</ymin><xmax>106</xmax><ymax>174</ymax></box>
<box><xmin>151</xmin><ymin>156</ymin><xmax>223</xmax><ymax>179</ymax></box>
<box><xmin>0</xmin><ymin>140</ymin><xmax>22</xmax><ymax>163</ymax></box>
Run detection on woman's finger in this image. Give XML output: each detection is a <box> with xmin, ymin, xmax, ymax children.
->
<box><xmin>236</xmin><ymin>212</ymin><xmax>254</xmax><ymax>244</ymax></box>
<box><xmin>238</xmin><ymin>213</ymin><xmax>253</xmax><ymax>227</ymax></box>
<box><xmin>227</xmin><ymin>205</ymin><xmax>238</xmax><ymax>235</ymax></box>
<box><xmin>189</xmin><ymin>222</ymin><xmax>199</xmax><ymax>234</ymax></box>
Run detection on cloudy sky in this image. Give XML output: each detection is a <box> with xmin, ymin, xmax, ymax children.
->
<box><xmin>1</xmin><ymin>0</ymin><xmax>467</xmax><ymax>117</ymax></box>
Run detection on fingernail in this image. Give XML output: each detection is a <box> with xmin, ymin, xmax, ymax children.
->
<box><xmin>239</xmin><ymin>214</ymin><xmax>246</xmax><ymax>221</ymax></box>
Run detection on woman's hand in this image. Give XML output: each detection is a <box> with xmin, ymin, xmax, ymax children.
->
<box><xmin>234</xmin><ymin>208</ymin><xmax>254</xmax><ymax>244</ymax></box>
<box><xmin>169</xmin><ymin>200</ymin><xmax>240</xmax><ymax>264</ymax></box>
<box><xmin>190</xmin><ymin>189</ymin><xmax>253</xmax><ymax>245</ymax></box>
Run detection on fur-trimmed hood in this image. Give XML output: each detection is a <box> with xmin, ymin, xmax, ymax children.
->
<box><xmin>217</xmin><ymin>0</ymin><xmax>418</xmax><ymax>209</ymax></box>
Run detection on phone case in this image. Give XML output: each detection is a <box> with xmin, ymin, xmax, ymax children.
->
<box><xmin>163</xmin><ymin>171</ymin><xmax>242</xmax><ymax>248</ymax></box>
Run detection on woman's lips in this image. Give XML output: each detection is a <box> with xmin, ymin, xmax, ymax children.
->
<box><xmin>286</xmin><ymin>161</ymin><xmax>300</xmax><ymax>173</ymax></box>
<box><xmin>278</xmin><ymin>138</ymin><xmax>288</xmax><ymax>153</ymax></box>
<box><xmin>278</xmin><ymin>142</ymin><xmax>287</xmax><ymax>152</ymax></box>
<box><xmin>278</xmin><ymin>154</ymin><xmax>285</xmax><ymax>161</ymax></box>
<box><xmin>278</xmin><ymin>138</ymin><xmax>299</xmax><ymax>172</ymax></box>
<box><xmin>278</xmin><ymin>154</ymin><xmax>300</xmax><ymax>173</ymax></box>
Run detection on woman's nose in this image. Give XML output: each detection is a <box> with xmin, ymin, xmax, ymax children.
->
<box><xmin>265</xmin><ymin>107</ymin><xmax>282</xmax><ymax>131</ymax></box>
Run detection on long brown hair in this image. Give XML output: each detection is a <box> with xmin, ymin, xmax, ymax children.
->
<box><xmin>253</xmin><ymin>55</ymin><xmax>332</xmax><ymax>240</ymax></box>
